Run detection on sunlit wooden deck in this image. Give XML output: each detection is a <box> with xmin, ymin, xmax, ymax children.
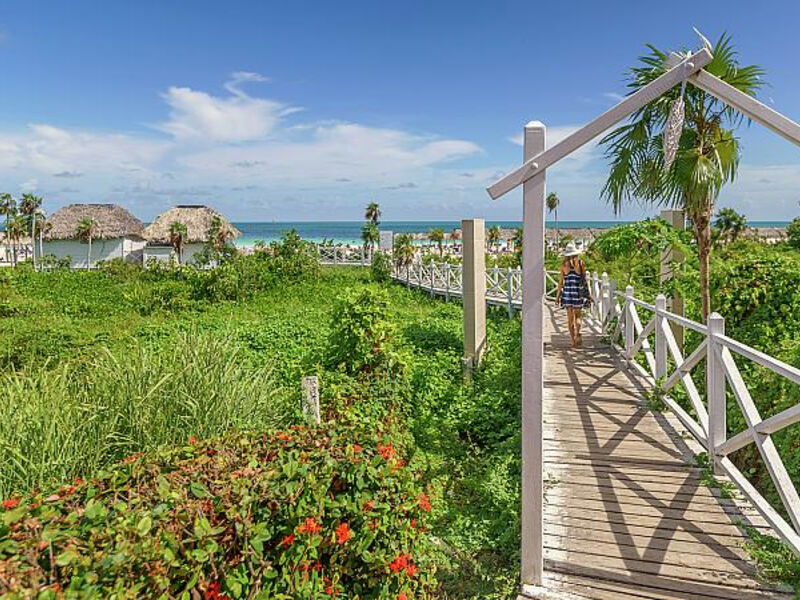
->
<box><xmin>531</xmin><ymin>305</ymin><xmax>793</xmax><ymax>599</ymax></box>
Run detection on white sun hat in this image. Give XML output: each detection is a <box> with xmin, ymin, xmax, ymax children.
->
<box><xmin>562</xmin><ymin>241</ymin><xmax>583</xmax><ymax>257</ymax></box>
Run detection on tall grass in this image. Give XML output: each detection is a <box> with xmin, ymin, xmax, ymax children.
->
<box><xmin>0</xmin><ymin>331</ymin><xmax>291</xmax><ymax>496</ymax></box>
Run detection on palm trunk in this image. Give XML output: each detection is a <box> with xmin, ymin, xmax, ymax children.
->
<box><xmin>31</xmin><ymin>221</ymin><xmax>36</xmax><ymax>270</ymax></box>
<box><xmin>555</xmin><ymin>208</ymin><xmax>559</xmax><ymax>249</ymax></box>
<box><xmin>694</xmin><ymin>214</ymin><xmax>712</xmax><ymax>322</ymax></box>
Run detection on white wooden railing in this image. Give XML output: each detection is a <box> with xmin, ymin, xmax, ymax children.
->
<box><xmin>586</xmin><ymin>270</ymin><xmax>800</xmax><ymax>555</ymax></box>
<box><xmin>391</xmin><ymin>260</ymin><xmax>559</xmax><ymax>316</ymax></box>
<box><xmin>316</xmin><ymin>245</ymin><xmax>373</xmax><ymax>266</ymax></box>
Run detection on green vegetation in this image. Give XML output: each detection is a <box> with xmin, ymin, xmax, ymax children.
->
<box><xmin>0</xmin><ymin>234</ymin><xmax>524</xmax><ymax>598</ymax></box>
<box><xmin>0</xmin><ymin>426</ymin><xmax>438</xmax><ymax>599</ymax></box>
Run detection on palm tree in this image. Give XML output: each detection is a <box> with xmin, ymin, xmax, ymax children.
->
<box><xmin>487</xmin><ymin>225</ymin><xmax>502</xmax><ymax>251</ymax></box>
<box><xmin>365</xmin><ymin>202</ymin><xmax>381</xmax><ymax>226</ymax></box>
<box><xmin>600</xmin><ymin>34</ymin><xmax>763</xmax><ymax>321</ymax></box>
<box><xmin>428</xmin><ymin>228</ymin><xmax>445</xmax><ymax>257</ymax></box>
<box><xmin>361</xmin><ymin>222</ymin><xmax>379</xmax><ymax>251</ymax></box>
<box><xmin>393</xmin><ymin>233</ymin><xmax>415</xmax><ymax>276</ymax></box>
<box><xmin>19</xmin><ymin>194</ymin><xmax>43</xmax><ymax>269</ymax></box>
<box><xmin>37</xmin><ymin>214</ymin><xmax>50</xmax><ymax>261</ymax></box>
<box><xmin>546</xmin><ymin>192</ymin><xmax>560</xmax><ymax>249</ymax></box>
<box><xmin>169</xmin><ymin>221</ymin><xmax>188</xmax><ymax>264</ymax></box>
<box><xmin>712</xmin><ymin>207</ymin><xmax>747</xmax><ymax>246</ymax></box>
<box><xmin>1</xmin><ymin>194</ymin><xmax>16</xmax><ymax>265</ymax></box>
<box><xmin>512</xmin><ymin>227</ymin><xmax>523</xmax><ymax>265</ymax></box>
<box><xmin>6</xmin><ymin>214</ymin><xmax>27</xmax><ymax>267</ymax></box>
<box><xmin>76</xmin><ymin>218</ymin><xmax>99</xmax><ymax>269</ymax></box>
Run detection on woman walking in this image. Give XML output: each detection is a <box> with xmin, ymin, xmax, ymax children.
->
<box><xmin>556</xmin><ymin>242</ymin><xmax>591</xmax><ymax>347</ymax></box>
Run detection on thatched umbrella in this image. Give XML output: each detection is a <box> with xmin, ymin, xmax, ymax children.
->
<box><xmin>143</xmin><ymin>205</ymin><xmax>241</xmax><ymax>246</ymax></box>
<box><xmin>45</xmin><ymin>204</ymin><xmax>145</xmax><ymax>240</ymax></box>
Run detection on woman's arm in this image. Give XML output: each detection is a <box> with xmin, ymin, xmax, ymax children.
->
<box><xmin>556</xmin><ymin>264</ymin><xmax>565</xmax><ymax>302</ymax></box>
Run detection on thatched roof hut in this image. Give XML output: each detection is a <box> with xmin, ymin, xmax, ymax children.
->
<box><xmin>143</xmin><ymin>205</ymin><xmax>241</xmax><ymax>245</ymax></box>
<box><xmin>45</xmin><ymin>204</ymin><xmax>145</xmax><ymax>240</ymax></box>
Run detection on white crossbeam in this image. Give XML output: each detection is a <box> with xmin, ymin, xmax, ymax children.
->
<box><xmin>689</xmin><ymin>70</ymin><xmax>800</xmax><ymax>148</ymax></box>
<box><xmin>486</xmin><ymin>48</ymin><xmax>713</xmax><ymax>199</ymax></box>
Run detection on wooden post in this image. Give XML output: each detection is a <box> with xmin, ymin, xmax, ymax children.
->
<box><xmin>445</xmin><ymin>263</ymin><xmax>451</xmax><ymax>301</ymax></box>
<box><xmin>462</xmin><ymin>218</ymin><xmax>486</xmax><ymax>370</ymax></box>
<box><xmin>625</xmin><ymin>285</ymin><xmax>635</xmax><ymax>359</ymax></box>
<box><xmin>707</xmin><ymin>312</ymin><xmax>726</xmax><ymax>474</ymax></box>
<box><xmin>506</xmin><ymin>267</ymin><xmax>514</xmax><ymax>318</ymax></box>
<box><xmin>608</xmin><ymin>278</ymin><xmax>617</xmax><ymax>327</ymax></box>
<box><xmin>655</xmin><ymin>294</ymin><xmax>668</xmax><ymax>380</ymax></box>
<box><xmin>520</xmin><ymin>121</ymin><xmax>546</xmax><ymax>590</ymax></box>
<box><xmin>601</xmin><ymin>273</ymin><xmax>609</xmax><ymax>330</ymax></box>
<box><xmin>301</xmin><ymin>376</ymin><xmax>321</xmax><ymax>425</ymax></box>
<box><xmin>660</xmin><ymin>209</ymin><xmax>685</xmax><ymax>348</ymax></box>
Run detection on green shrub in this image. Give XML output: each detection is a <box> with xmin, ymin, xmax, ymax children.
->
<box><xmin>326</xmin><ymin>288</ymin><xmax>404</xmax><ymax>381</ymax></box>
<box><xmin>0</xmin><ymin>426</ymin><xmax>439</xmax><ymax>599</ymax></box>
<box><xmin>787</xmin><ymin>217</ymin><xmax>800</xmax><ymax>250</ymax></box>
<box><xmin>370</xmin><ymin>252</ymin><xmax>392</xmax><ymax>282</ymax></box>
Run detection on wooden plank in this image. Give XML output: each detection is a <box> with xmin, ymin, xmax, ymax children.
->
<box><xmin>486</xmin><ymin>48</ymin><xmax>713</xmax><ymax>199</ymax></box>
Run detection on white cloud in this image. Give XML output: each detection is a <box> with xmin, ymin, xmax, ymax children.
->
<box><xmin>157</xmin><ymin>72</ymin><xmax>298</xmax><ymax>142</ymax></box>
<box><xmin>20</xmin><ymin>178</ymin><xmax>37</xmax><ymax>192</ymax></box>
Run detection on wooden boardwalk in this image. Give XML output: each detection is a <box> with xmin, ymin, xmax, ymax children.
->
<box><xmin>535</xmin><ymin>305</ymin><xmax>793</xmax><ymax>600</ymax></box>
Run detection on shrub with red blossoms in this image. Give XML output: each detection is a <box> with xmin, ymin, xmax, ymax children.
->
<box><xmin>0</xmin><ymin>425</ymin><xmax>437</xmax><ymax>599</ymax></box>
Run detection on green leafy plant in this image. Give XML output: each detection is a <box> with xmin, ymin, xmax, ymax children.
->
<box><xmin>371</xmin><ymin>251</ymin><xmax>393</xmax><ymax>282</ymax></box>
<box><xmin>0</xmin><ymin>426</ymin><xmax>439</xmax><ymax>599</ymax></box>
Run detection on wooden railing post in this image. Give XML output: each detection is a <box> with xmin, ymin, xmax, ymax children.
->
<box><xmin>707</xmin><ymin>312</ymin><xmax>726</xmax><ymax>474</ymax></box>
<box><xmin>601</xmin><ymin>273</ymin><xmax>610</xmax><ymax>330</ymax></box>
<box><xmin>429</xmin><ymin>264</ymin><xmax>435</xmax><ymax>297</ymax></box>
<box><xmin>625</xmin><ymin>285</ymin><xmax>635</xmax><ymax>359</ymax></box>
<box><xmin>444</xmin><ymin>263</ymin><xmax>451</xmax><ymax>301</ymax></box>
<box><xmin>655</xmin><ymin>294</ymin><xmax>668</xmax><ymax>380</ymax></box>
<box><xmin>608</xmin><ymin>278</ymin><xmax>617</xmax><ymax>325</ymax></box>
<box><xmin>462</xmin><ymin>218</ymin><xmax>487</xmax><ymax>370</ymax></box>
<box><xmin>520</xmin><ymin>121</ymin><xmax>546</xmax><ymax>590</ymax></box>
<box><xmin>333</xmin><ymin>246</ymin><xmax>338</xmax><ymax>266</ymax></box>
<box><xmin>506</xmin><ymin>267</ymin><xmax>514</xmax><ymax>318</ymax></box>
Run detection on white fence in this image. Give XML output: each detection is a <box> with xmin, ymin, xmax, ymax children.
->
<box><xmin>391</xmin><ymin>260</ymin><xmax>559</xmax><ymax>316</ymax></box>
<box><xmin>316</xmin><ymin>245</ymin><xmax>373</xmax><ymax>266</ymax></box>
<box><xmin>587</xmin><ymin>270</ymin><xmax>800</xmax><ymax>554</ymax></box>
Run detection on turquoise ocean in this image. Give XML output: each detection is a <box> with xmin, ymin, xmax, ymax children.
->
<box><xmin>232</xmin><ymin>220</ymin><xmax>791</xmax><ymax>247</ymax></box>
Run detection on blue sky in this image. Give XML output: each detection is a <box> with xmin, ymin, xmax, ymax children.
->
<box><xmin>0</xmin><ymin>0</ymin><xmax>799</xmax><ymax>221</ymax></box>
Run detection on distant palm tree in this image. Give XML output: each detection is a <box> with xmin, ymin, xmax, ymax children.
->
<box><xmin>712</xmin><ymin>207</ymin><xmax>747</xmax><ymax>246</ymax></box>
<box><xmin>393</xmin><ymin>233</ymin><xmax>415</xmax><ymax>276</ymax></box>
<box><xmin>365</xmin><ymin>202</ymin><xmax>381</xmax><ymax>226</ymax></box>
<box><xmin>600</xmin><ymin>34</ymin><xmax>763</xmax><ymax>321</ymax></box>
<box><xmin>428</xmin><ymin>228</ymin><xmax>445</xmax><ymax>257</ymax></box>
<box><xmin>37</xmin><ymin>214</ymin><xmax>50</xmax><ymax>261</ymax></box>
<box><xmin>6</xmin><ymin>214</ymin><xmax>27</xmax><ymax>267</ymax></box>
<box><xmin>546</xmin><ymin>192</ymin><xmax>560</xmax><ymax>248</ymax></box>
<box><xmin>76</xmin><ymin>218</ymin><xmax>99</xmax><ymax>269</ymax></box>
<box><xmin>169</xmin><ymin>221</ymin><xmax>188</xmax><ymax>264</ymax></box>
<box><xmin>361</xmin><ymin>222</ymin><xmax>379</xmax><ymax>251</ymax></box>
<box><xmin>512</xmin><ymin>227</ymin><xmax>523</xmax><ymax>265</ymax></box>
<box><xmin>1</xmin><ymin>193</ymin><xmax>16</xmax><ymax>265</ymax></box>
<box><xmin>487</xmin><ymin>225</ymin><xmax>502</xmax><ymax>251</ymax></box>
<box><xmin>19</xmin><ymin>194</ymin><xmax>43</xmax><ymax>269</ymax></box>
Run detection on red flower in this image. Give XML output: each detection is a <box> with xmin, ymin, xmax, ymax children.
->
<box><xmin>188</xmin><ymin>436</ymin><xmax>198</xmax><ymax>445</ymax></box>
<box><xmin>280</xmin><ymin>533</ymin><xmax>295</xmax><ymax>548</ymax></box>
<box><xmin>206</xmin><ymin>449</ymin><xmax>217</xmax><ymax>456</ymax></box>
<box><xmin>297</xmin><ymin>517</ymin><xmax>323</xmax><ymax>535</ymax></box>
<box><xmin>406</xmin><ymin>563</ymin><xmax>418</xmax><ymax>577</ymax></box>
<box><xmin>352</xmin><ymin>443</ymin><xmax>362</xmax><ymax>453</ymax></box>
<box><xmin>2</xmin><ymin>498</ymin><xmax>20</xmax><ymax>510</ymax></box>
<box><xmin>397</xmin><ymin>594</ymin><xmax>409</xmax><ymax>600</ymax></box>
<box><xmin>410</xmin><ymin>518</ymin><xmax>418</xmax><ymax>529</ymax></box>
<box><xmin>418</xmin><ymin>493</ymin><xmax>431</xmax><ymax>513</ymax></box>
<box><xmin>377</xmin><ymin>444</ymin><xmax>395</xmax><ymax>460</ymax></box>
<box><xmin>335</xmin><ymin>522</ymin><xmax>352</xmax><ymax>545</ymax></box>
<box><xmin>362</xmin><ymin>500</ymin><xmax>375</xmax><ymax>513</ymax></box>
<box><xmin>389</xmin><ymin>554</ymin><xmax>409</xmax><ymax>574</ymax></box>
<box><xmin>73</xmin><ymin>477</ymin><xmax>83</xmax><ymax>486</ymax></box>
<box><xmin>205</xmin><ymin>582</ymin><xmax>230</xmax><ymax>600</ymax></box>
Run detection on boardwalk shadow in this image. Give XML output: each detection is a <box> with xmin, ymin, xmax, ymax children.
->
<box><xmin>540</xmin><ymin>303</ymin><xmax>788</xmax><ymax>598</ymax></box>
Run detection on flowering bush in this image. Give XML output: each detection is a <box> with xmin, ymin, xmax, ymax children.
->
<box><xmin>0</xmin><ymin>425</ymin><xmax>438</xmax><ymax>599</ymax></box>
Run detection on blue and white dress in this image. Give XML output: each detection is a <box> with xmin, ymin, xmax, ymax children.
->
<box><xmin>561</xmin><ymin>263</ymin><xmax>587</xmax><ymax>309</ymax></box>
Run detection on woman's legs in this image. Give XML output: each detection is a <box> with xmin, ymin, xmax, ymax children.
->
<box><xmin>566</xmin><ymin>308</ymin><xmax>578</xmax><ymax>346</ymax></box>
<box><xmin>573</xmin><ymin>308</ymin><xmax>583</xmax><ymax>345</ymax></box>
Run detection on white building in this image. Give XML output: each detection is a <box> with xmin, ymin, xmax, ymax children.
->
<box><xmin>42</xmin><ymin>204</ymin><xmax>146</xmax><ymax>269</ymax></box>
<box><xmin>142</xmin><ymin>205</ymin><xmax>241</xmax><ymax>265</ymax></box>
